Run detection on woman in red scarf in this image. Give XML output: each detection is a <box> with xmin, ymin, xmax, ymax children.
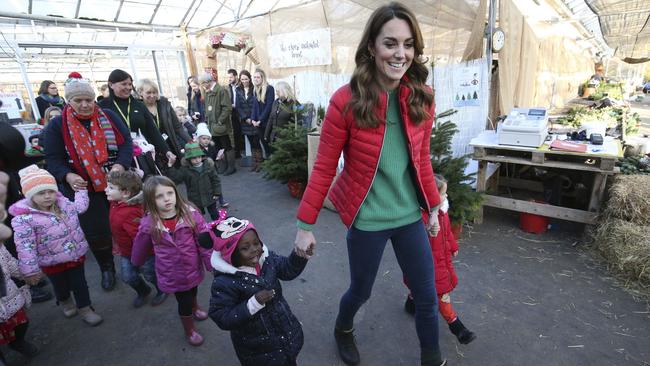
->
<box><xmin>43</xmin><ymin>73</ymin><xmax>133</xmax><ymax>292</ymax></box>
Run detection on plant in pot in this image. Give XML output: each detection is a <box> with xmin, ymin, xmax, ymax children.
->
<box><xmin>263</xmin><ymin>123</ymin><xmax>312</xmax><ymax>198</ymax></box>
<box><xmin>430</xmin><ymin>109</ymin><xmax>484</xmax><ymax>238</ymax></box>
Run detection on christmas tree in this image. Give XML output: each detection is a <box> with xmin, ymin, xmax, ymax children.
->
<box><xmin>262</xmin><ymin>124</ymin><xmax>311</xmax><ymax>185</ymax></box>
<box><xmin>430</xmin><ymin>109</ymin><xmax>483</xmax><ymax>225</ymax></box>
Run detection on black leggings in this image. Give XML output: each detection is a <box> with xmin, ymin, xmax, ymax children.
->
<box><xmin>47</xmin><ymin>263</ymin><xmax>91</xmax><ymax>309</ymax></box>
<box><xmin>174</xmin><ymin>286</ymin><xmax>198</xmax><ymax>316</ymax></box>
<box><xmin>212</xmin><ymin>135</ymin><xmax>232</xmax><ymax>152</ymax></box>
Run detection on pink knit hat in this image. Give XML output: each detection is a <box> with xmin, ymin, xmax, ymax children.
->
<box><xmin>211</xmin><ymin>217</ymin><xmax>259</xmax><ymax>265</ymax></box>
<box><xmin>19</xmin><ymin>164</ymin><xmax>58</xmax><ymax>200</ymax></box>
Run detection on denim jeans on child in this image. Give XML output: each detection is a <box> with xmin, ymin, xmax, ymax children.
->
<box><xmin>119</xmin><ymin>255</ymin><xmax>156</xmax><ymax>287</ymax></box>
<box><xmin>47</xmin><ymin>263</ymin><xmax>91</xmax><ymax>308</ymax></box>
<box><xmin>336</xmin><ymin>219</ymin><xmax>440</xmax><ymax>352</ymax></box>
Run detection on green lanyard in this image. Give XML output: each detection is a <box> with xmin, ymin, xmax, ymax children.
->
<box><xmin>152</xmin><ymin>113</ymin><xmax>160</xmax><ymax>129</ymax></box>
<box><xmin>113</xmin><ymin>98</ymin><xmax>131</xmax><ymax>127</ymax></box>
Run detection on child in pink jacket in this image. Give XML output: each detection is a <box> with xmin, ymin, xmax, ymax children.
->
<box><xmin>9</xmin><ymin>165</ymin><xmax>102</xmax><ymax>326</ymax></box>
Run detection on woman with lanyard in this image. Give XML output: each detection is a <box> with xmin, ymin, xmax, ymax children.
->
<box><xmin>98</xmin><ymin>69</ymin><xmax>176</xmax><ymax>168</ymax></box>
<box><xmin>294</xmin><ymin>3</ymin><xmax>446</xmax><ymax>365</ymax></box>
<box><xmin>136</xmin><ymin>79</ymin><xmax>191</xmax><ymax>160</ymax></box>
<box><xmin>43</xmin><ymin>73</ymin><xmax>133</xmax><ymax>292</ymax></box>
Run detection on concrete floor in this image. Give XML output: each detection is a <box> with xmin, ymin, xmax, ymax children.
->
<box><xmin>4</xmin><ymin>165</ymin><xmax>650</xmax><ymax>366</ymax></box>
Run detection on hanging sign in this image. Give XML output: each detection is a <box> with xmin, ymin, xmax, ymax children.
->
<box><xmin>452</xmin><ymin>65</ymin><xmax>481</xmax><ymax>107</ymax></box>
<box><xmin>0</xmin><ymin>92</ymin><xmax>25</xmax><ymax>119</ymax></box>
<box><xmin>267</xmin><ymin>28</ymin><xmax>332</xmax><ymax>68</ymax></box>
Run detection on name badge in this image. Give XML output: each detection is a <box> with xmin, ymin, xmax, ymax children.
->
<box><xmin>208</xmin><ymin>105</ymin><xmax>213</xmax><ymax>111</ymax></box>
<box><xmin>162</xmin><ymin>133</ymin><xmax>169</xmax><ymax>141</ymax></box>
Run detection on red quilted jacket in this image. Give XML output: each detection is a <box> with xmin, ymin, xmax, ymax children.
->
<box><xmin>425</xmin><ymin>211</ymin><xmax>459</xmax><ymax>295</ymax></box>
<box><xmin>297</xmin><ymin>82</ymin><xmax>440</xmax><ymax>228</ymax></box>
<box><xmin>109</xmin><ymin>194</ymin><xmax>145</xmax><ymax>257</ymax></box>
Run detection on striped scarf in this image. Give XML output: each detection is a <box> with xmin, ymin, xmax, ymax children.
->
<box><xmin>63</xmin><ymin>105</ymin><xmax>120</xmax><ymax>191</ymax></box>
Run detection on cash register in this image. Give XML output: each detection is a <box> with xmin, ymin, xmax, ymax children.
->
<box><xmin>497</xmin><ymin>108</ymin><xmax>549</xmax><ymax>148</ymax></box>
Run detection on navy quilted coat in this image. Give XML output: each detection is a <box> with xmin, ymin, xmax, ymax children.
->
<box><xmin>209</xmin><ymin>250</ymin><xmax>307</xmax><ymax>366</ymax></box>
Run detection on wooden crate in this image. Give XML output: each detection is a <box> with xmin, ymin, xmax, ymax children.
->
<box><xmin>473</xmin><ymin>146</ymin><xmax>617</xmax><ymax>173</ymax></box>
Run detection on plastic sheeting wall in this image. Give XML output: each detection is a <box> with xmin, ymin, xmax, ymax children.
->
<box><xmin>433</xmin><ymin>58</ymin><xmax>489</xmax><ymax>157</ymax></box>
<box><xmin>498</xmin><ymin>0</ymin><xmax>593</xmax><ymax>114</ymax></box>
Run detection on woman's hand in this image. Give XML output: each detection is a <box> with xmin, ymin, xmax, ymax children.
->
<box><xmin>427</xmin><ymin>212</ymin><xmax>440</xmax><ymax>237</ymax></box>
<box><xmin>110</xmin><ymin>164</ymin><xmax>125</xmax><ymax>173</ymax></box>
<box><xmin>24</xmin><ymin>273</ymin><xmax>42</xmax><ymax>286</ymax></box>
<box><xmin>251</xmin><ymin>120</ymin><xmax>261</xmax><ymax>127</ymax></box>
<box><xmin>166</xmin><ymin>151</ymin><xmax>177</xmax><ymax>166</ymax></box>
<box><xmin>66</xmin><ymin>173</ymin><xmax>88</xmax><ymax>191</ymax></box>
<box><xmin>295</xmin><ymin>228</ymin><xmax>316</xmax><ymax>259</ymax></box>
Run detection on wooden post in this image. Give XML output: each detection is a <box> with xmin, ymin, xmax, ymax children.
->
<box><xmin>181</xmin><ymin>26</ymin><xmax>198</xmax><ymax>77</ymax></box>
<box><xmin>474</xmin><ymin>160</ymin><xmax>488</xmax><ymax>224</ymax></box>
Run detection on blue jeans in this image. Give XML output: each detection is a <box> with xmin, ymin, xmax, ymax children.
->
<box><xmin>336</xmin><ymin>220</ymin><xmax>440</xmax><ymax>351</ymax></box>
<box><xmin>119</xmin><ymin>255</ymin><xmax>156</xmax><ymax>287</ymax></box>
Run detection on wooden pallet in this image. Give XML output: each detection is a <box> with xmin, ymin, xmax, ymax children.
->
<box><xmin>473</xmin><ymin>146</ymin><xmax>617</xmax><ymax>173</ymax></box>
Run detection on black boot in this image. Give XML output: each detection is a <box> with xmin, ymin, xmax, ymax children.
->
<box><xmin>449</xmin><ymin>318</ymin><xmax>476</xmax><ymax>344</ymax></box>
<box><xmin>8</xmin><ymin>323</ymin><xmax>38</xmax><ymax>357</ymax></box>
<box><xmin>94</xmin><ymin>248</ymin><xmax>116</xmax><ymax>291</ymax></box>
<box><xmin>223</xmin><ymin>150</ymin><xmax>237</xmax><ymax>176</ymax></box>
<box><xmin>421</xmin><ymin>349</ymin><xmax>446</xmax><ymax>366</ymax></box>
<box><xmin>131</xmin><ymin>280</ymin><xmax>152</xmax><ymax>308</ymax></box>
<box><xmin>30</xmin><ymin>285</ymin><xmax>53</xmax><ymax>303</ymax></box>
<box><xmin>216</xmin><ymin>158</ymin><xmax>227</xmax><ymax>175</ymax></box>
<box><xmin>404</xmin><ymin>295</ymin><xmax>415</xmax><ymax>315</ymax></box>
<box><xmin>334</xmin><ymin>327</ymin><xmax>360</xmax><ymax>365</ymax></box>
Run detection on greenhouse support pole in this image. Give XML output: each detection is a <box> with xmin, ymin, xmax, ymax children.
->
<box><xmin>128</xmin><ymin>48</ymin><xmax>139</xmax><ymax>82</ymax></box>
<box><xmin>13</xmin><ymin>44</ymin><xmax>39</xmax><ymax>121</ymax></box>
<box><xmin>152</xmin><ymin>50</ymin><xmax>164</xmax><ymax>95</ymax></box>
<box><xmin>485</xmin><ymin>0</ymin><xmax>497</xmax><ymax>121</ymax></box>
<box><xmin>178</xmin><ymin>51</ymin><xmax>189</xmax><ymax>82</ymax></box>
<box><xmin>160</xmin><ymin>51</ymin><xmax>176</xmax><ymax>102</ymax></box>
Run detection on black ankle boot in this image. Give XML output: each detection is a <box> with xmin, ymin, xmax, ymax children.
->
<box><xmin>334</xmin><ymin>327</ymin><xmax>360</xmax><ymax>365</ymax></box>
<box><xmin>30</xmin><ymin>285</ymin><xmax>53</xmax><ymax>303</ymax></box>
<box><xmin>449</xmin><ymin>318</ymin><xmax>476</xmax><ymax>344</ymax></box>
<box><xmin>132</xmin><ymin>281</ymin><xmax>152</xmax><ymax>308</ymax></box>
<box><xmin>404</xmin><ymin>295</ymin><xmax>415</xmax><ymax>315</ymax></box>
<box><xmin>101</xmin><ymin>270</ymin><xmax>116</xmax><ymax>291</ymax></box>
<box><xmin>421</xmin><ymin>349</ymin><xmax>446</xmax><ymax>366</ymax></box>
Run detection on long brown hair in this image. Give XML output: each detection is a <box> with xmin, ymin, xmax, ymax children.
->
<box><xmin>142</xmin><ymin>175</ymin><xmax>196</xmax><ymax>242</ymax></box>
<box><xmin>348</xmin><ymin>2</ymin><xmax>433</xmax><ymax>128</ymax></box>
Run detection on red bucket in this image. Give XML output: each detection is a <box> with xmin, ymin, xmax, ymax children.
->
<box><xmin>519</xmin><ymin>211</ymin><xmax>548</xmax><ymax>234</ymax></box>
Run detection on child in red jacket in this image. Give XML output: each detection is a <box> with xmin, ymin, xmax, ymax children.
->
<box><xmin>404</xmin><ymin>175</ymin><xmax>476</xmax><ymax>345</ymax></box>
<box><xmin>105</xmin><ymin>171</ymin><xmax>167</xmax><ymax>308</ymax></box>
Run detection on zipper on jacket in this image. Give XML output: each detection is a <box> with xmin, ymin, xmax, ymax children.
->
<box><xmin>350</xmin><ymin>91</ymin><xmax>389</xmax><ymax>225</ymax></box>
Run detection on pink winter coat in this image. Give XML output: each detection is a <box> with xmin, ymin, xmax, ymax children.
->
<box><xmin>0</xmin><ymin>246</ymin><xmax>30</xmax><ymax>322</ymax></box>
<box><xmin>9</xmin><ymin>191</ymin><xmax>89</xmax><ymax>276</ymax></box>
<box><xmin>131</xmin><ymin>209</ymin><xmax>214</xmax><ymax>293</ymax></box>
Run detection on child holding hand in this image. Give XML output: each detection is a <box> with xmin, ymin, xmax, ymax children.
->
<box><xmin>131</xmin><ymin>175</ymin><xmax>214</xmax><ymax>346</ymax></box>
<box><xmin>206</xmin><ymin>216</ymin><xmax>308</xmax><ymax>366</ymax></box>
<box><xmin>404</xmin><ymin>175</ymin><xmax>476</xmax><ymax>345</ymax></box>
<box><xmin>9</xmin><ymin>165</ymin><xmax>102</xmax><ymax>326</ymax></box>
<box><xmin>105</xmin><ymin>170</ymin><xmax>167</xmax><ymax>308</ymax></box>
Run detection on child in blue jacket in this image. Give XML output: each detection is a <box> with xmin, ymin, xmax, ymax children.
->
<box><xmin>204</xmin><ymin>217</ymin><xmax>308</xmax><ymax>366</ymax></box>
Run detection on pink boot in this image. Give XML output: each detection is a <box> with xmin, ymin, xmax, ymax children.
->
<box><xmin>180</xmin><ymin>316</ymin><xmax>204</xmax><ymax>346</ymax></box>
<box><xmin>192</xmin><ymin>296</ymin><xmax>208</xmax><ymax>321</ymax></box>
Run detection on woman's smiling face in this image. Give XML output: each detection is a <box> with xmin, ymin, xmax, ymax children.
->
<box><xmin>369</xmin><ymin>18</ymin><xmax>414</xmax><ymax>91</ymax></box>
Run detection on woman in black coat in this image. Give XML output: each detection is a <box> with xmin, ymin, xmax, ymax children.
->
<box><xmin>34</xmin><ymin>80</ymin><xmax>65</xmax><ymax>121</ymax></box>
<box><xmin>235</xmin><ymin>70</ymin><xmax>261</xmax><ymax>171</ymax></box>
<box><xmin>136</xmin><ymin>79</ymin><xmax>191</xmax><ymax>158</ymax></box>
<box><xmin>98</xmin><ymin>69</ymin><xmax>176</xmax><ymax>167</ymax></box>
<box><xmin>264</xmin><ymin>81</ymin><xmax>301</xmax><ymax>145</ymax></box>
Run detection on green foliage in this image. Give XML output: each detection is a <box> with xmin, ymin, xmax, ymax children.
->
<box><xmin>555</xmin><ymin>106</ymin><xmax>639</xmax><ymax>136</ymax></box>
<box><xmin>430</xmin><ymin>109</ymin><xmax>484</xmax><ymax>225</ymax></box>
<box><xmin>262</xmin><ymin>124</ymin><xmax>311</xmax><ymax>185</ymax></box>
<box><xmin>617</xmin><ymin>155</ymin><xmax>650</xmax><ymax>175</ymax></box>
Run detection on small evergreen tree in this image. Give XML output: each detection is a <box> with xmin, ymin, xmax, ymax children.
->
<box><xmin>263</xmin><ymin>124</ymin><xmax>311</xmax><ymax>185</ymax></box>
<box><xmin>430</xmin><ymin>109</ymin><xmax>483</xmax><ymax>225</ymax></box>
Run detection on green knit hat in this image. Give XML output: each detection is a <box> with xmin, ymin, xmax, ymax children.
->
<box><xmin>184</xmin><ymin>142</ymin><xmax>205</xmax><ymax>159</ymax></box>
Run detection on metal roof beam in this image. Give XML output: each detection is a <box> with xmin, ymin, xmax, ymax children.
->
<box><xmin>207</xmin><ymin>1</ymin><xmax>227</xmax><ymax>28</ymax></box>
<box><xmin>114</xmin><ymin>0</ymin><xmax>125</xmax><ymax>22</ymax></box>
<box><xmin>74</xmin><ymin>0</ymin><xmax>82</xmax><ymax>18</ymax></box>
<box><xmin>17</xmin><ymin>41</ymin><xmax>182</xmax><ymax>51</ymax></box>
<box><xmin>0</xmin><ymin>11</ymin><xmax>182</xmax><ymax>31</ymax></box>
<box><xmin>185</xmin><ymin>0</ymin><xmax>204</xmax><ymax>28</ymax></box>
<box><xmin>149</xmin><ymin>0</ymin><xmax>163</xmax><ymax>24</ymax></box>
<box><xmin>179</xmin><ymin>0</ymin><xmax>198</xmax><ymax>26</ymax></box>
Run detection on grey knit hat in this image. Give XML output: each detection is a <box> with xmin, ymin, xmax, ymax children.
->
<box><xmin>64</xmin><ymin>72</ymin><xmax>95</xmax><ymax>100</ymax></box>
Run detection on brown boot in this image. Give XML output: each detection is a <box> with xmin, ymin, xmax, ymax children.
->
<box><xmin>254</xmin><ymin>149</ymin><xmax>264</xmax><ymax>173</ymax></box>
<box><xmin>250</xmin><ymin>148</ymin><xmax>259</xmax><ymax>172</ymax></box>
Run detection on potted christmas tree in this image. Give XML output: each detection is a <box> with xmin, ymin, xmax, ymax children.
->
<box><xmin>263</xmin><ymin>123</ymin><xmax>311</xmax><ymax>198</ymax></box>
<box><xmin>430</xmin><ymin>109</ymin><xmax>483</xmax><ymax>238</ymax></box>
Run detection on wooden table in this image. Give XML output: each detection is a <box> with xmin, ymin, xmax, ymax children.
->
<box><xmin>470</xmin><ymin>131</ymin><xmax>622</xmax><ymax>225</ymax></box>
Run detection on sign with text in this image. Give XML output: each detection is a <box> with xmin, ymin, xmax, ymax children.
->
<box><xmin>0</xmin><ymin>92</ymin><xmax>26</xmax><ymax>119</ymax></box>
<box><xmin>268</xmin><ymin>28</ymin><xmax>332</xmax><ymax>68</ymax></box>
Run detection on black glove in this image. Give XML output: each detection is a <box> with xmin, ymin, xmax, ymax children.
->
<box><xmin>198</xmin><ymin>232</ymin><xmax>214</xmax><ymax>249</ymax></box>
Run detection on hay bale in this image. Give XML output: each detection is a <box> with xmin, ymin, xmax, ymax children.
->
<box><xmin>595</xmin><ymin>219</ymin><xmax>650</xmax><ymax>288</ymax></box>
<box><xmin>602</xmin><ymin>175</ymin><xmax>650</xmax><ymax>225</ymax></box>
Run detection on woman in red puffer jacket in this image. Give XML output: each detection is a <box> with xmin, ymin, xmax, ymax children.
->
<box><xmin>293</xmin><ymin>3</ymin><xmax>446</xmax><ymax>366</ymax></box>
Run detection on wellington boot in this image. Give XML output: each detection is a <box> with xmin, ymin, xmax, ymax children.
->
<box><xmin>223</xmin><ymin>150</ymin><xmax>237</xmax><ymax>176</ymax></box>
<box><xmin>180</xmin><ymin>316</ymin><xmax>204</xmax><ymax>346</ymax></box>
<box><xmin>334</xmin><ymin>327</ymin><xmax>360</xmax><ymax>365</ymax></box>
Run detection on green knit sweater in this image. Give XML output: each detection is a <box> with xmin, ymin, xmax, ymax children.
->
<box><xmin>296</xmin><ymin>90</ymin><xmax>421</xmax><ymax>232</ymax></box>
<box><xmin>352</xmin><ymin>89</ymin><xmax>421</xmax><ymax>231</ymax></box>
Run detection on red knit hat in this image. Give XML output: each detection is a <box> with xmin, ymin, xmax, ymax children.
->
<box><xmin>18</xmin><ymin>164</ymin><xmax>57</xmax><ymax>200</ymax></box>
<box><xmin>212</xmin><ymin>217</ymin><xmax>259</xmax><ymax>265</ymax></box>
<box><xmin>68</xmin><ymin>71</ymin><xmax>83</xmax><ymax>79</ymax></box>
